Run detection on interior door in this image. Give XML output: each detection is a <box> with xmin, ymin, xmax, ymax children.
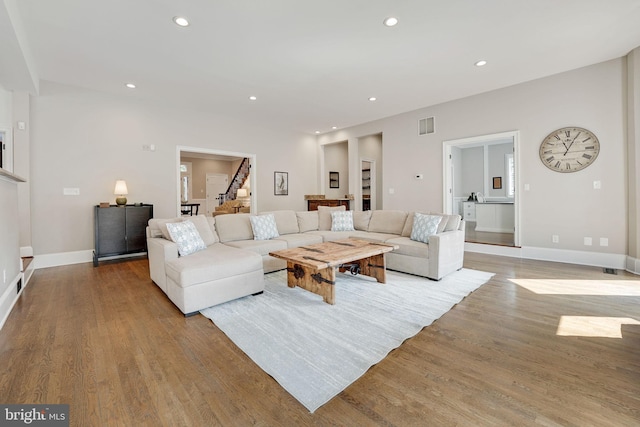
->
<box><xmin>206</xmin><ymin>174</ymin><xmax>228</xmax><ymax>216</ymax></box>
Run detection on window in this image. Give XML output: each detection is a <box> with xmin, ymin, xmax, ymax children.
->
<box><xmin>505</xmin><ymin>153</ymin><xmax>515</xmax><ymax>197</ymax></box>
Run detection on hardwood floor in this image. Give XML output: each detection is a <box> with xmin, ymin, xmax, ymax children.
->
<box><xmin>0</xmin><ymin>253</ymin><xmax>638</xmax><ymax>426</ymax></box>
<box><xmin>465</xmin><ymin>221</ymin><xmax>515</xmax><ymax>246</ymax></box>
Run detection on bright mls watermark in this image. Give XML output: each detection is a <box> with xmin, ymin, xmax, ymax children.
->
<box><xmin>1</xmin><ymin>405</ymin><xmax>69</xmax><ymax>426</ymax></box>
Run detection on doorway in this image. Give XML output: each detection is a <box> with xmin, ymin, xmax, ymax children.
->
<box><xmin>177</xmin><ymin>146</ymin><xmax>257</xmax><ymax>217</ymax></box>
<box><xmin>443</xmin><ymin>131</ymin><xmax>520</xmax><ymax>247</ymax></box>
<box><xmin>206</xmin><ymin>173</ymin><xmax>228</xmax><ymax>216</ymax></box>
<box><xmin>360</xmin><ymin>159</ymin><xmax>376</xmax><ymax>211</ymax></box>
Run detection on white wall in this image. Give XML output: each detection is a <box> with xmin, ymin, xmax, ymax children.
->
<box><xmin>319</xmin><ymin>58</ymin><xmax>628</xmax><ymax>257</ymax></box>
<box><xmin>323</xmin><ymin>141</ymin><xmax>348</xmax><ymax>199</ymax></box>
<box><xmin>28</xmin><ymin>81</ymin><xmax>317</xmax><ymax>257</ymax></box>
<box><xmin>0</xmin><ymin>87</ymin><xmax>22</xmax><ymax>328</ymax></box>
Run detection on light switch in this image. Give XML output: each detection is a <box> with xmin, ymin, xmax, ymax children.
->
<box><xmin>593</xmin><ymin>181</ymin><xmax>601</xmax><ymax>189</ymax></box>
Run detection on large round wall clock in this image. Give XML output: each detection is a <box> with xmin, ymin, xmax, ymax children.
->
<box><xmin>539</xmin><ymin>127</ymin><xmax>600</xmax><ymax>173</ymax></box>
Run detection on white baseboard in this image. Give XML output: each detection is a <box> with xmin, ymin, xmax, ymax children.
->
<box><xmin>626</xmin><ymin>256</ymin><xmax>640</xmax><ymax>275</ymax></box>
<box><xmin>33</xmin><ymin>250</ymin><xmax>94</xmax><ymax>269</ymax></box>
<box><xmin>20</xmin><ymin>246</ymin><xmax>33</xmax><ymax>257</ymax></box>
<box><xmin>0</xmin><ymin>273</ymin><xmax>24</xmax><ymax>331</ymax></box>
<box><xmin>465</xmin><ymin>243</ymin><xmax>627</xmax><ymax>270</ymax></box>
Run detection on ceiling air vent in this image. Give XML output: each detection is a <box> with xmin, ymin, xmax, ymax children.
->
<box><xmin>418</xmin><ymin>117</ymin><xmax>435</xmax><ymax>136</ymax></box>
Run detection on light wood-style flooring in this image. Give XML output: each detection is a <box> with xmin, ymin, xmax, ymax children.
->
<box><xmin>465</xmin><ymin>221</ymin><xmax>516</xmax><ymax>247</ymax></box>
<box><xmin>0</xmin><ymin>253</ymin><xmax>638</xmax><ymax>426</ymax></box>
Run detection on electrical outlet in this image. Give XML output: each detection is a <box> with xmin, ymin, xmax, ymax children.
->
<box><xmin>584</xmin><ymin>237</ymin><xmax>593</xmax><ymax>246</ymax></box>
<box><xmin>552</xmin><ymin>235</ymin><xmax>559</xmax><ymax>243</ymax></box>
<box><xmin>63</xmin><ymin>188</ymin><xmax>80</xmax><ymax>196</ymax></box>
<box><xmin>600</xmin><ymin>237</ymin><xmax>609</xmax><ymax>247</ymax></box>
<box><xmin>593</xmin><ymin>180</ymin><xmax>601</xmax><ymax>190</ymax></box>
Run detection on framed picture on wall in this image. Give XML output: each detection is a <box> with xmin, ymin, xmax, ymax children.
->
<box><xmin>329</xmin><ymin>171</ymin><xmax>339</xmax><ymax>188</ymax></box>
<box><xmin>493</xmin><ymin>176</ymin><xmax>502</xmax><ymax>189</ymax></box>
<box><xmin>274</xmin><ymin>171</ymin><xmax>288</xmax><ymax>195</ymax></box>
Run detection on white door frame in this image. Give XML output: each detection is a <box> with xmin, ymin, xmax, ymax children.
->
<box><xmin>442</xmin><ymin>130</ymin><xmax>521</xmax><ymax>246</ymax></box>
<box><xmin>176</xmin><ymin>146</ymin><xmax>257</xmax><ymax>216</ymax></box>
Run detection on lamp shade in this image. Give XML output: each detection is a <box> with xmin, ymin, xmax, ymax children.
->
<box><xmin>237</xmin><ymin>188</ymin><xmax>248</xmax><ymax>198</ymax></box>
<box><xmin>114</xmin><ymin>180</ymin><xmax>128</xmax><ymax>206</ymax></box>
<box><xmin>114</xmin><ymin>180</ymin><xmax>128</xmax><ymax>195</ymax></box>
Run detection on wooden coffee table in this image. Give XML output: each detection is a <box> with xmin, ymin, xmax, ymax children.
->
<box><xmin>269</xmin><ymin>238</ymin><xmax>399</xmax><ymax>305</ymax></box>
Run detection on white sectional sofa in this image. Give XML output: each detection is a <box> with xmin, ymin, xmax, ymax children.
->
<box><xmin>146</xmin><ymin>207</ymin><xmax>465</xmax><ymax>315</ymax></box>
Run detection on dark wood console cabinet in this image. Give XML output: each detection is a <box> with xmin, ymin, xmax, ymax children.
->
<box><xmin>93</xmin><ymin>204</ymin><xmax>153</xmax><ymax>266</ymax></box>
<box><xmin>307</xmin><ymin>199</ymin><xmax>351</xmax><ymax>211</ymax></box>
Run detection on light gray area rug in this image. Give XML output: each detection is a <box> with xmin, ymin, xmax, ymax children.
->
<box><xmin>200</xmin><ymin>268</ymin><xmax>494</xmax><ymax>413</ymax></box>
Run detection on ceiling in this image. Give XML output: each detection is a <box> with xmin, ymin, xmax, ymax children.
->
<box><xmin>3</xmin><ymin>0</ymin><xmax>640</xmax><ymax>135</ymax></box>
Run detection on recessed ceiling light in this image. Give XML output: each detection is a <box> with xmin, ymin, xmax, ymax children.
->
<box><xmin>332</xmin><ymin>126</ymin><xmax>337</xmax><ymax>130</ymax></box>
<box><xmin>383</xmin><ymin>17</ymin><xmax>398</xmax><ymax>27</ymax></box>
<box><xmin>315</xmin><ymin>130</ymin><xmax>321</xmax><ymax>134</ymax></box>
<box><xmin>368</xmin><ymin>97</ymin><xmax>377</xmax><ymax>101</ymax></box>
<box><xmin>125</xmin><ymin>83</ymin><xmax>136</xmax><ymax>89</ymax></box>
<box><xmin>475</xmin><ymin>60</ymin><xmax>487</xmax><ymax>67</ymax></box>
<box><xmin>173</xmin><ymin>16</ymin><xmax>190</xmax><ymax>27</ymax></box>
<box><xmin>248</xmin><ymin>96</ymin><xmax>257</xmax><ymax>101</ymax></box>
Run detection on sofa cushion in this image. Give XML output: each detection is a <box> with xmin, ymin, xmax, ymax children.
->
<box><xmin>331</xmin><ymin>211</ymin><xmax>355</xmax><ymax>231</ymax></box>
<box><xmin>275</xmin><ymin>233</ymin><xmax>323</xmax><ymax>248</ymax></box>
<box><xmin>190</xmin><ymin>214</ymin><xmax>218</xmax><ymax>245</ymax></box>
<box><xmin>224</xmin><ymin>239</ymin><xmax>287</xmax><ymax>256</ymax></box>
<box><xmin>250</xmin><ymin>214</ymin><xmax>280</xmax><ymax>240</ymax></box>
<box><xmin>410</xmin><ymin>213</ymin><xmax>442</xmax><ymax>244</ymax></box>
<box><xmin>215</xmin><ymin>213</ymin><xmax>254</xmax><ymax>242</ymax></box>
<box><xmin>348</xmin><ymin>231</ymin><xmax>398</xmax><ymax>243</ymax></box>
<box><xmin>296</xmin><ymin>211</ymin><xmax>319</xmax><ymax>232</ymax></box>
<box><xmin>402</xmin><ymin>212</ymin><xmax>458</xmax><ymax>236</ymax></box>
<box><xmin>149</xmin><ymin>217</ymin><xmax>185</xmax><ymax>240</ymax></box>
<box><xmin>262</xmin><ymin>210</ymin><xmax>300</xmax><ymax>235</ymax></box>
<box><xmin>165</xmin><ymin>244</ymin><xmax>262</xmax><ymax>287</ymax></box>
<box><xmin>443</xmin><ymin>214</ymin><xmax>462</xmax><ymax>232</ymax></box>
<box><xmin>318</xmin><ymin>205</ymin><xmax>346</xmax><ymax>230</ymax></box>
<box><xmin>306</xmin><ymin>230</ymin><xmax>354</xmax><ymax>242</ymax></box>
<box><xmin>353</xmin><ymin>210</ymin><xmax>372</xmax><ymax>231</ymax></box>
<box><xmin>386</xmin><ymin>236</ymin><xmax>430</xmax><ymax>258</ymax></box>
<box><xmin>368</xmin><ymin>210</ymin><xmax>408</xmax><ymax>235</ymax></box>
<box><xmin>166</xmin><ymin>220</ymin><xmax>207</xmax><ymax>256</ymax></box>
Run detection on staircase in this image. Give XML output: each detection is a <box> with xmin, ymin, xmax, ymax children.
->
<box><xmin>220</xmin><ymin>158</ymin><xmax>250</xmax><ymax>204</ymax></box>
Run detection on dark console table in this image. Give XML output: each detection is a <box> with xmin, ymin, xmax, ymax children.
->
<box><xmin>307</xmin><ymin>198</ymin><xmax>351</xmax><ymax>211</ymax></box>
<box><xmin>93</xmin><ymin>204</ymin><xmax>153</xmax><ymax>266</ymax></box>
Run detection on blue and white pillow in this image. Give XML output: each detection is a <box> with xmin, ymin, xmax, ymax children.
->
<box><xmin>166</xmin><ymin>220</ymin><xmax>207</xmax><ymax>256</ymax></box>
<box><xmin>331</xmin><ymin>210</ymin><xmax>355</xmax><ymax>232</ymax></box>
<box><xmin>250</xmin><ymin>214</ymin><xmax>280</xmax><ymax>240</ymax></box>
<box><xmin>410</xmin><ymin>213</ymin><xmax>442</xmax><ymax>244</ymax></box>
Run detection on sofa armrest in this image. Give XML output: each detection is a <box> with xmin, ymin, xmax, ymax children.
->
<box><xmin>147</xmin><ymin>237</ymin><xmax>178</xmax><ymax>291</ymax></box>
<box><xmin>427</xmin><ymin>228</ymin><xmax>465</xmax><ymax>280</ymax></box>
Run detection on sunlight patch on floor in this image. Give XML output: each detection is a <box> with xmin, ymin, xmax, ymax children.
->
<box><xmin>556</xmin><ymin>316</ymin><xmax>640</xmax><ymax>338</ymax></box>
<box><xmin>510</xmin><ymin>279</ymin><xmax>640</xmax><ymax>296</ymax></box>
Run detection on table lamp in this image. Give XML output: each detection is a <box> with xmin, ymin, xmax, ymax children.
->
<box><xmin>114</xmin><ymin>180</ymin><xmax>128</xmax><ymax>206</ymax></box>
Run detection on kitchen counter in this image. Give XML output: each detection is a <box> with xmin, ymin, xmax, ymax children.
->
<box><xmin>475</xmin><ymin>202</ymin><xmax>514</xmax><ymax>233</ymax></box>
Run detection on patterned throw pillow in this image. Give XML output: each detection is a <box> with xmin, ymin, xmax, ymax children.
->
<box><xmin>410</xmin><ymin>213</ymin><xmax>442</xmax><ymax>244</ymax></box>
<box><xmin>166</xmin><ymin>220</ymin><xmax>207</xmax><ymax>256</ymax></box>
<box><xmin>331</xmin><ymin>210</ymin><xmax>355</xmax><ymax>232</ymax></box>
<box><xmin>250</xmin><ymin>214</ymin><xmax>280</xmax><ymax>240</ymax></box>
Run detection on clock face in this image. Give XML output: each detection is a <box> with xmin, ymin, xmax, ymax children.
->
<box><xmin>539</xmin><ymin>127</ymin><xmax>600</xmax><ymax>173</ymax></box>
